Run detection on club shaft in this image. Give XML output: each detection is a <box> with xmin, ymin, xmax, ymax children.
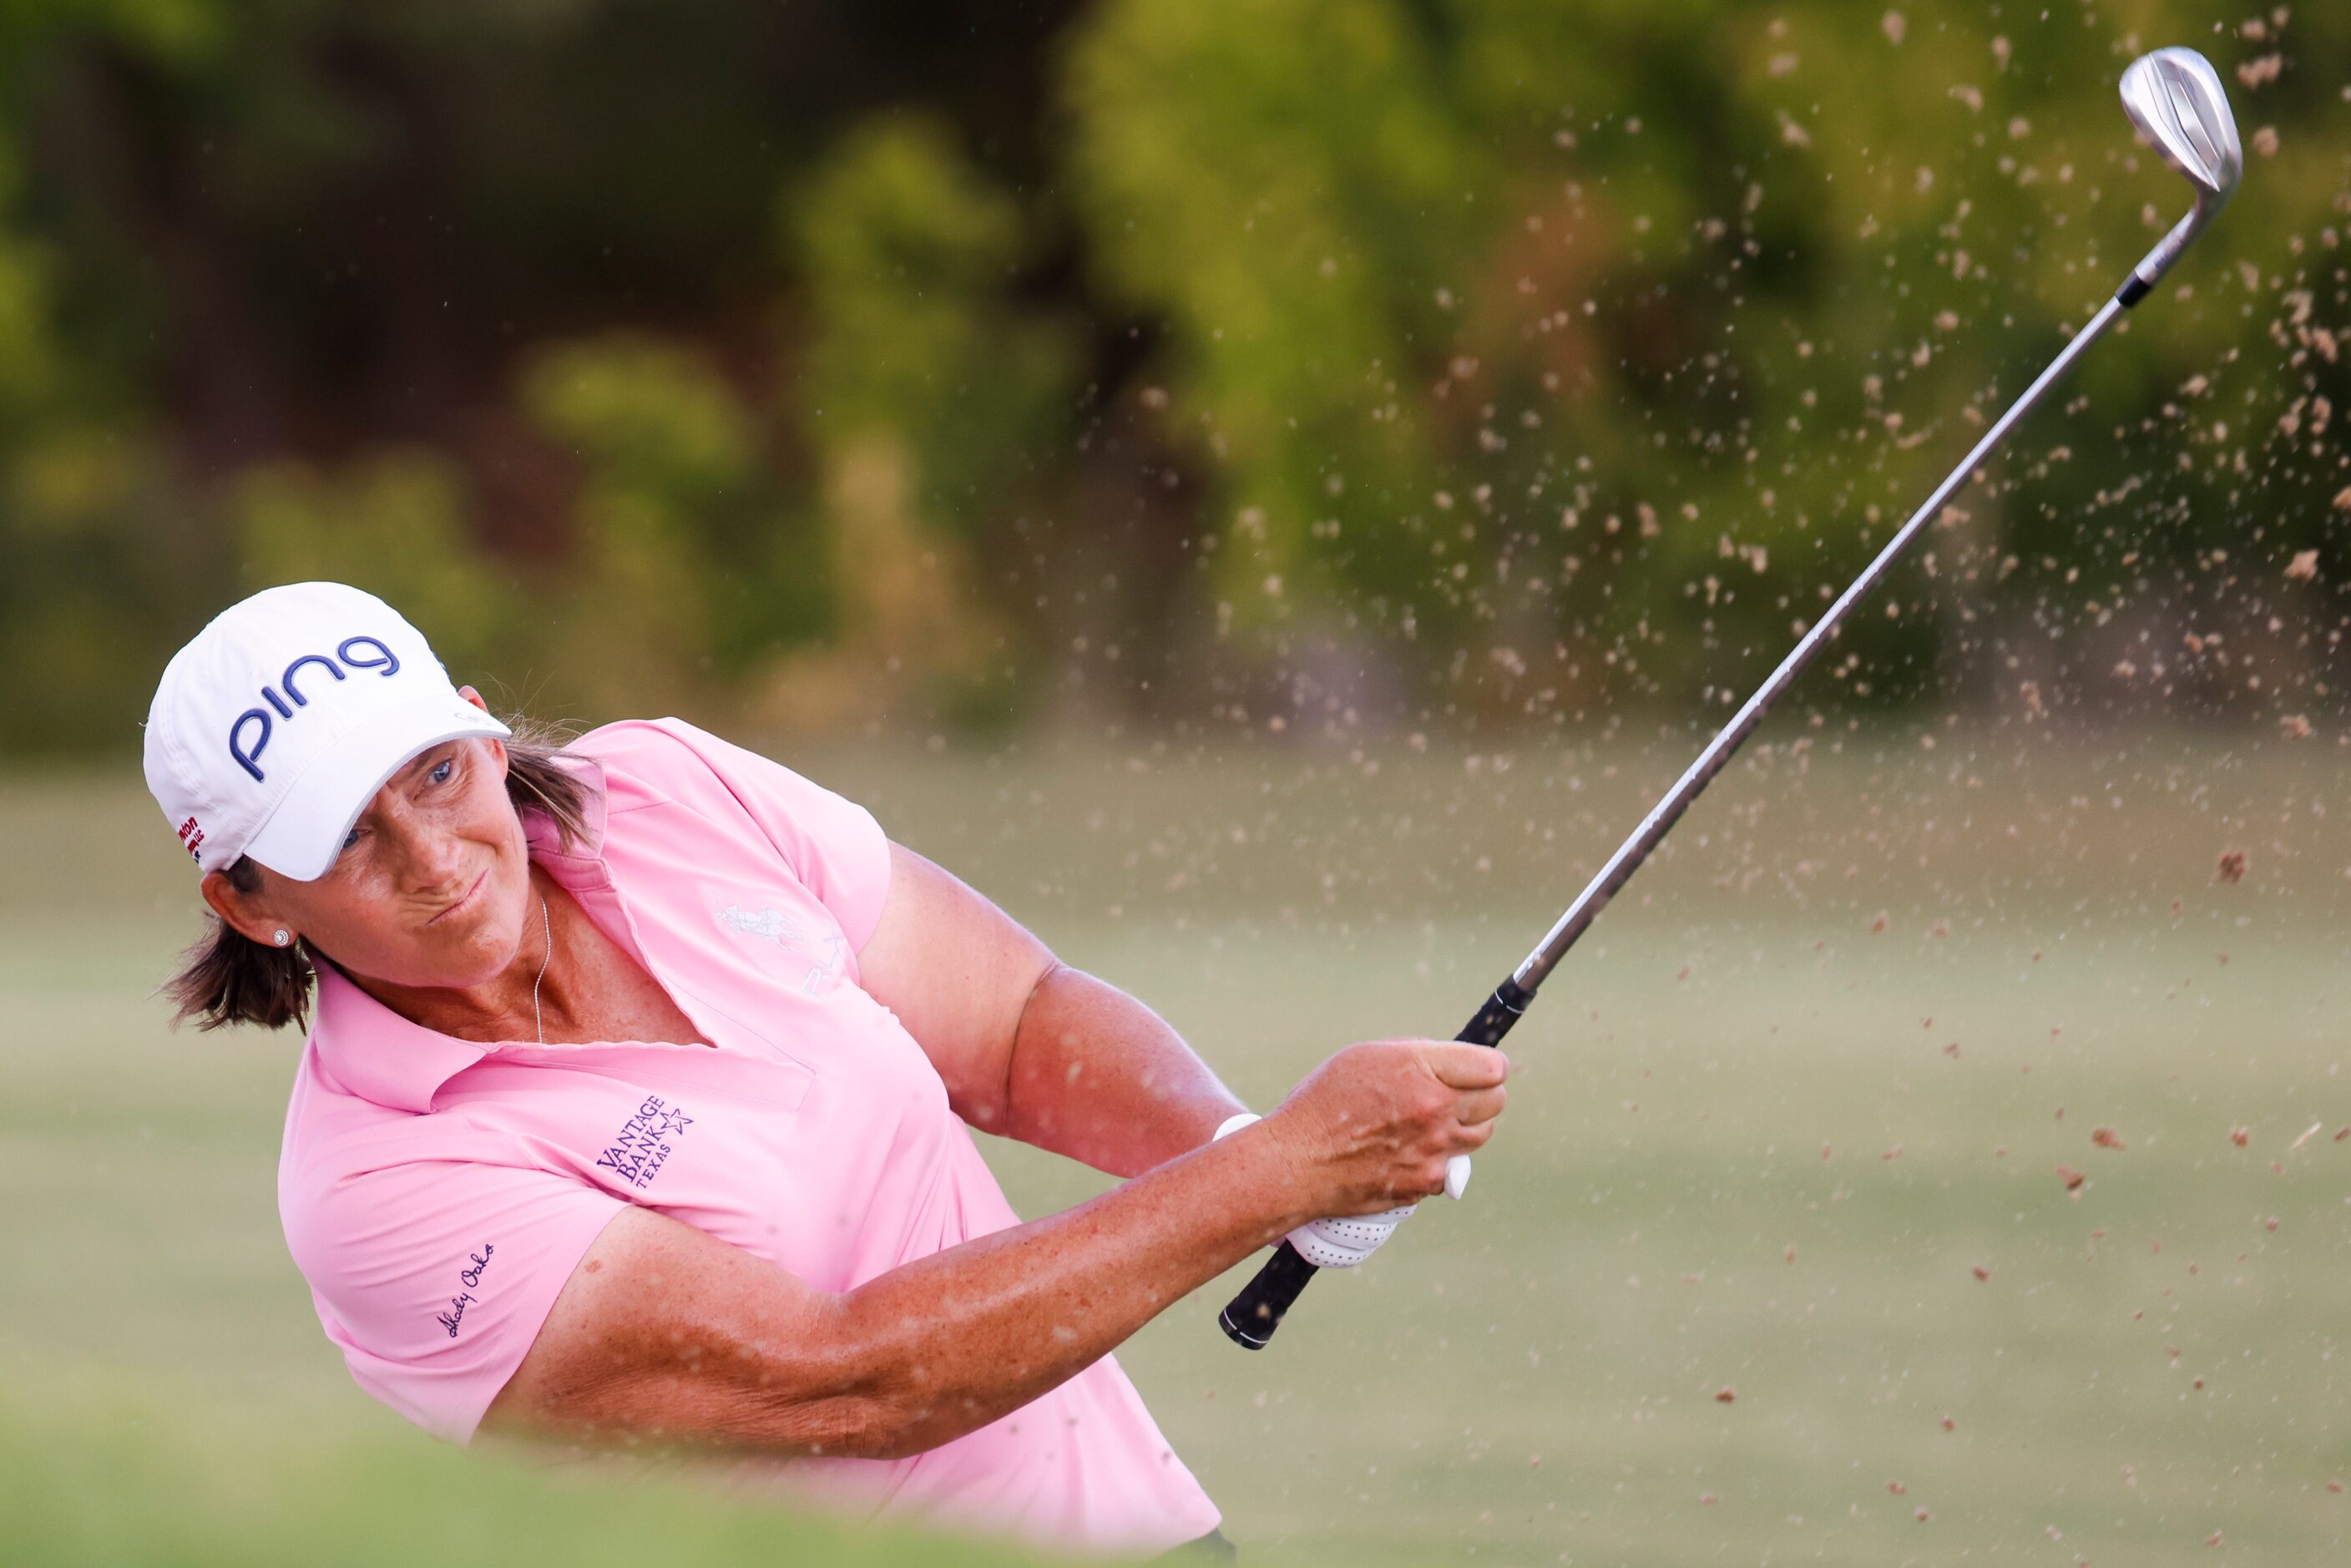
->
<box><xmin>1510</xmin><ymin>294</ymin><xmax>2129</xmax><ymax>994</ymax></box>
<box><xmin>1220</xmin><ymin>280</ymin><xmax>2156</xmax><ymax>1353</ymax></box>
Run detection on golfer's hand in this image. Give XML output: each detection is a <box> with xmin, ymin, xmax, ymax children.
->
<box><xmin>1265</xmin><ymin>1039</ymin><xmax>1508</xmax><ymax>1220</ymax></box>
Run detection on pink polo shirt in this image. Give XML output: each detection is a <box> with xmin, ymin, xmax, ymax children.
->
<box><xmin>276</xmin><ymin>716</ymin><xmax>1221</xmax><ymax>1555</ymax></box>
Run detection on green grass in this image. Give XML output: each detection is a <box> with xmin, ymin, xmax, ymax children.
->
<box><xmin>8</xmin><ymin>726</ymin><xmax>2351</xmax><ymax>1562</ymax></box>
<box><xmin>0</xmin><ymin>1369</ymin><xmax>1039</xmax><ymax>1568</ymax></box>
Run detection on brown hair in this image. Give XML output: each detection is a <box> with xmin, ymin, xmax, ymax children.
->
<box><xmin>159</xmin><ymin>716</ymin><xmax>601</xmax><ymax>1033</ymax></box>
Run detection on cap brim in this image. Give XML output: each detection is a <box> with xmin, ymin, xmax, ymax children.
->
<box><xmin>242</xmin><ymin>694</ymin><xmax>514</xmax><ymax>882</ymax></box>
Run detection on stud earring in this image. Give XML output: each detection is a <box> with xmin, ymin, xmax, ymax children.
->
<box><xmin>273</xmin><ymin>929</ymin><xmax>291</xmax><ymax>947</ymax></box>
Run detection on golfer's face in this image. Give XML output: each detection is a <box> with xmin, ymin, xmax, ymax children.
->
<box><xmin>264</xmin><ymin>733</ymin><xmax>533</xmax><ymax>989</ymax></box>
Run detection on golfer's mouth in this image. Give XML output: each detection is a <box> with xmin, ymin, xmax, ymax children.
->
<box><xmin>428</xmin><ymin>871</ymin><xmax>488</xmax><ymax>927</ymax></box>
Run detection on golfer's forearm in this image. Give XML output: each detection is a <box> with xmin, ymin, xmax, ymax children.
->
<box><xmin>813</xmin><ymin>1120</ymin><xmax>1303</xmax><ymax>1457</ymax></box>
<box><xmin>1003</xmin><ymin>963</ymin><xmax>1246</xmax><ymax>1176</ymax></box>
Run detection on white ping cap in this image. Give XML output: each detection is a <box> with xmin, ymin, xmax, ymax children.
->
<box><xmin>143</xmin><ymin>582</ymin><xmax>513</xmax><ymax>881</ymax></box>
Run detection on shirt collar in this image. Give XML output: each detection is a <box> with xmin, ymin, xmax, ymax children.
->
<box><xmin>311</xmin><ymin>962</ymin><xmax>489</xmax><ymax>1114</ymax></box>
<box><xmin>309</xmin><ymin>751</ymin><xmax>613</xmax><ymax>1115</ymax></box>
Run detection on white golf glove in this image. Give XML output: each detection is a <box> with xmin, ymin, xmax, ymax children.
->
<box><xmin>1212</xmin><ymin>1112</ymin><xmax>1470</xmax><ymax>1269</ymax></box>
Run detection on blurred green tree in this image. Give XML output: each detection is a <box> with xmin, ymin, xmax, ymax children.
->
<box><xmin>0</xmin><ymin>0</ymin><xmax>2340</xmax><ymax>753</ymax></box>
<box><xmin>518</xmin><ymin>331</ymin><xmax>831</xmax><ymax>716</ymax></box>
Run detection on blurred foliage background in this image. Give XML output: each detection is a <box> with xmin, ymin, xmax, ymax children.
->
<box><xmin>7</xmin><ymin>8</ymin><xmax>2351</xmax><ymax>1561</ymax></box>
<box><xmin>0</xmin><ymin>0</ymin><xmax>2343</xmax><ymax>760</ymax></box>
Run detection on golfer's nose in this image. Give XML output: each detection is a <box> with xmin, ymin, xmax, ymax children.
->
<box><xmin>385</xmin><ymin>811</ymin><xmax>468</xmax><ymax>891</ymax></box>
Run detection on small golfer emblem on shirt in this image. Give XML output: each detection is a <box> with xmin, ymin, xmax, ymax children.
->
<box><xmin>717</xmin><ymin>902</ymin><xmax>846</xmax><ymax>996</ymax></box>
<box><xmin>719</xmin><ymin>903</ymin><xmax>790</xmax><ymax>942</ymax></box>
<box><xmin>595</xmin><ymin>1094</ymin><xmax>693</xmax><ymax>1190</ymax></box>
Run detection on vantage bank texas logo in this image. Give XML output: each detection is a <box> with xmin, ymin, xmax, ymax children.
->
<box><xmin>594</xmin><ymin>1095</ymin><xmax>694</xmax><ymax>1190</ymax></box>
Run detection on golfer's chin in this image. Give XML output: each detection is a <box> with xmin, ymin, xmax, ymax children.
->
<box><xmin>411</xmin><ymin>884</ymin><xmax>531</xmax><ymax>985</ymax></box>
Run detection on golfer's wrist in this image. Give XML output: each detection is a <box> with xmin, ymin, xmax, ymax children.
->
<box><xmin>1203</xmin><ymin>1111</ymin><xmax>1321</xmax><ymax>1241</ymax></box>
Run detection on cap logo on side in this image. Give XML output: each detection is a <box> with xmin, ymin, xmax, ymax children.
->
<box><xmin>227</xmin><ymin>635</ymin><xmax>403</xmax><ymax>781</ymax></box>
<box><xmin>176</xmin><ymin>815</ymin><xmax>205</xmax><ymax>862</ymax></box>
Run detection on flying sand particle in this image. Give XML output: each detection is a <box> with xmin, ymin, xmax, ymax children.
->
<box><xmin>1716</xmin><ymin>1386</ymin><xmax>1736</xmax><ymax>1404</ymax></box>
<box><xmin>2230</xmin><ymin>1126</ymin><xmax>2251</xmax><ymax>1148</ymax></box>
<box><xmin>2056</xmin><ymin>1165</ymin><xmax>2086</xmax><ymax>1192</ymax></box>
<box><xmin>2287</xmin><ymin>549</ymin><xmax>2320</xmax><ymax>581</ymax></box>
<box><xmin>2091</xmin><ymin>1127</ymin><xmax>2126</xmax><ymax>1150</ymax></box>
<box><xmin>2217</xmin><ymin>849</ymin><xmax>2247</xmax><ymax>883</ymax></box>
<box><xmin>2288</xmin><ymin>1121</ymin><xmax>2323</xmax><ymax>1152</ymax></box>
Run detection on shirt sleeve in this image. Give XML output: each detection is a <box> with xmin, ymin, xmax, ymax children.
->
<box><xmin>281</xmin><ymin>1150</ymin><xmax>627</xmax><ymax>1444</ymax></box>
<box><xmin>641</xmin><ymin>716</ymin><xmax>896</xmax><ymax>953</ymax></box>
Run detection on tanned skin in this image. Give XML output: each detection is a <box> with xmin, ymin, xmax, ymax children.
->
<box><xmin>204</xmin><ymin>688</ymin><xmax>1509</xmax><ymax>1462</ymax></box>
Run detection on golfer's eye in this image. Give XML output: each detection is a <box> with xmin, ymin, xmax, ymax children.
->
<box><xmin>428</xmin><ymin>756</ymin><xmax>456</xmax><ymax>787</ymax></box>
<box><xmin>340</xmin><ymin>824</ymin><xmax>363</xmax><ymax>853</ymax></box>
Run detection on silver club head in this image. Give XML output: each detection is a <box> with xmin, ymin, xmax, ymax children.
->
<box><xmin>2117</xmin><ymin>47</ymin><xmax>2242</xmax><ymax>295</ymax></box>
<box><xmin>2121</xmin><ymin>47</ymin><xmax>2243</xmax><ymax>201</ymax></box>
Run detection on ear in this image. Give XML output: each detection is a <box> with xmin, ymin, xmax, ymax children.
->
<box><xmin>456</xmin><ymin>685</ymin><xmax>511</xmax><ymax>780</ymax></box>
<box><xmin>200</xmin><ymin>866</ymin><xmax>291</xmax><ymax>948</ymax></box>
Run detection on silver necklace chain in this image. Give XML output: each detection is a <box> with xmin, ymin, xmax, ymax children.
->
<box><xmin>532</xmin><ymin>892</ymin><xmax>552</xmax><ymax>1044</ymax></box>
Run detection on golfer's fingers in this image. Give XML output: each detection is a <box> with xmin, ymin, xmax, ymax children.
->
<box><xmin>1419</xmin><ymin>1042</ymin><xmax>1510</xmax><ymax>1090</ymax></box>
<box><xmin>1450</xmin><ymin>1116</ymin><xmax>1499</xmax><ymax>1155</ymax></box>
<box><xmin>1450</xmin><ymin>1083</ymin><xmax>1507</xmax><ymax>1127</ymax></box>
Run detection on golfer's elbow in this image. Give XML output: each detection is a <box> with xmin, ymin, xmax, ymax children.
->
<box><xmin>769</xmin><ymin>1368</ymin><xmax>956</xmax><ymax>1462</ymax></box>
<box><xmin>752</xmin><ymin>1387</ymin><xmax>930</xmax><ymax>1460</ymax></box>
<box><xmin>807</xmin><ymin>1396</ymin><xmax>980</xmax><ymax>1462</ymax></box>
<box><xmin>762</xmin><ymin>1301</ymin><xmax>973</xmax><ymax>1461</ymax></box>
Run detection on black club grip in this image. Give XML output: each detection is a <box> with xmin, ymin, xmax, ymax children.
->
<box><xmin>1216</xmin><ymin>1237</ymin><xmax>1318</xmax><ymax>1348</ymax></box>
<box><xmin>1215</xmin><ymin>976</ymin><xmax>1532</xmax><ymax>1349</ymax></box>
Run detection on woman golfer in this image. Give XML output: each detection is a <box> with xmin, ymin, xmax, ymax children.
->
<box><xmin>142</xmin><ymin>581</ymin><xmax>1508</xmax><ymax>1559</ymax></box>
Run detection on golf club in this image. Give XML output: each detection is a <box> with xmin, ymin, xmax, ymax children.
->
<box><xmin>1218</xmin><ymin>44</ymin><xmax>2242</xmax><ymax>1350</ymax></box>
